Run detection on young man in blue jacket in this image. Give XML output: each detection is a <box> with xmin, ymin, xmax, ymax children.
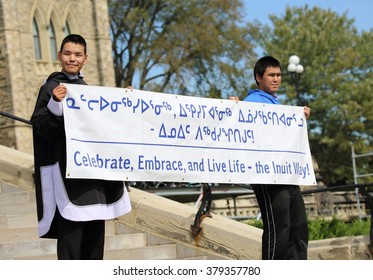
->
<box><xmin>244</xmin><ymin>56</ymin><xmax>310</xmax><ymax>260</ymax></box>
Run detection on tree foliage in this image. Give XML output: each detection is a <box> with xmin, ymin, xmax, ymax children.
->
<box><xmin>108</xmin><ymin>0</ymin><xmax>257</xmax><ymax>98</ymax></box>
<box><xmin>108</xmin><ymin>2</ymin><xmax>373</xmax><ymax>186</ymax></box>
<box><xmin>259</xmin><ymin>6</ymin><xmax>373</xmax><ymax>186</ymax></box>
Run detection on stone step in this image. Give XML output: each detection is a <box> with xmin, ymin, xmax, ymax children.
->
<box><xmin>0</xmin><ymin>239</ymin><xmax>57</xmax><ymax>259</ymax></box>
<box><xmin>15</xmin><ymin>253</ymin><xmax>57</xmax><ymax>260</ymax></box>
<box><xmin>0</xmin><ymin>182</ymin><xmax>29</xmax><ymax>193</ymax></box>
<box><xmin>0</xmin><ymin>232</ymin><xmax>149</xmax><ymax>260</ymax></box>
<box><xmin>0</xmin><ymin>181</ymin><xmax>211</xmax><ymax>260</ymax></box>
<box><xmin>105</xmin><ymin>232</ymin><xmax>147</xmax><ymax>251</ymax></box>
<box><xmin>0</xmin><ymin>191</ymin><xmax>33</xmax><ymax>205</ymax></box>
<box><xmin>0</xmin><ymin>213</ymin><xmax>37</xmax><ymax>229</ymax></box>
<box><xmin>0</xmin><ymin>227</ymin><xmax>38</xmax><ymax>243</ymax></box>
<box><xmin>113</xmin><ymin>220</ymin><xmax>143</xmax><ymax>235</ymax></box>
<box><xmin>105</xmin><ymin>220</ymin><xmax>117</xmax><ymax>235</ymax></box>
<box><xmin>0</xmin><ymin>201</ymin><xmax>36</xmax><ymax>215</ymax></box>
<box><xmin>104</xmin><ymin>243</ymin><xmax>177</xmax><ymax>260</ymax></box>
<box><xmin>0</xmin><ymin>220</ymin><xmax>144</xmax><ymax>244</ymax></box>
<box><xmin>18</xmin><ymin>243</ymin><xmax>181</xmax><ymax>260</ymax></box>
<box><xmin>19</xmin><ymin>247</ymin><xmax>210</xmax><ymax>260</ymax></box>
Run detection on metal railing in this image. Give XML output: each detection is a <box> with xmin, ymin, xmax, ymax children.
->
<box><xmin>351</xmin><ymin>146</ymin><xmax>373</xmax><ymax>219</ymax></box>
<box><xmin>0</xmin><ymin>111</ymin><xmax>31</xmax><ymax>125</ymax></box>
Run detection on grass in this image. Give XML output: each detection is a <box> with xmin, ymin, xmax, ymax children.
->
<box><xmin>243</xmin><ymin>217</ymin><xmax>371</xmax><ymax>240</ymax></box>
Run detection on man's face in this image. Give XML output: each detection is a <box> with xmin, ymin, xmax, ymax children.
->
<box><xmin>256</xmin><ymin>66</ymin><xmax>281</xmax><ymax>95</ymax></box>
<box><xmin>58</xmin><ymin>42</ymin><xmax>87</xmax><ymax>75</ymax></box>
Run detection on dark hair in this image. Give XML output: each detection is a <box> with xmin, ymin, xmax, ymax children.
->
<box><xmin>59</xmin><ymin>34</ymin><xmax>87</xmax><ymax>54</ymax></box>
<box><xmin>254</xmin><ymin>56</ymin><xmax>281</xmax><ymax>85</ymax></box>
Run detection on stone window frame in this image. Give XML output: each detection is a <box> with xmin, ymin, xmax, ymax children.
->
<box><xmin>32</xmin><ymin>18</ymin><xmax>42</xmax><ymax>60</ymax></box>
<box><xmin>48</xmin><ymin>20</ymin><xmax>58</xmax><ymax>61</ymax></box>
<box><xmin>31</xmin><ymin>4</ymin><xmax>78</xmax><ymax>73</ymax></box>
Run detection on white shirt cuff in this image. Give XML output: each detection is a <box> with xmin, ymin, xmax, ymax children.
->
<box><xmin>47</xmin><ymin>97</ymin><xmax>63</xmax><ymax>116</ymax></box>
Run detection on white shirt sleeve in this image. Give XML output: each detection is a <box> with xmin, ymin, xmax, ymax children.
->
<box><xmin>47</xmin><ymin>96</ymin><xmax>63</xmax><ymax>116</ymax></box>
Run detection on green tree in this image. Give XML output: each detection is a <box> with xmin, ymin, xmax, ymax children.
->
<box><xmin>259</xmin><ymin>6</ymin><xmax>373</xmax><ymax>186</ymax></box>
<box><xmin>108</xmin><ymin>0</ymin><xmax>257</xmax><ymax>98</ymax></box>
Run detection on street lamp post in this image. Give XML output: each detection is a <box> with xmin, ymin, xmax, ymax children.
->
<box><xmin>287</xmin><ymin>55</ymin><xmax>304</xmax><ymax>105</ymax></box>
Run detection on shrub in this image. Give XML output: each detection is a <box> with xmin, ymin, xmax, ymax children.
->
<box><xmin>243</xmin><ymin>217</ymin><xmax>371</xmax><ymax>240</ymax></box>
<box><xmin>308</xmin><ymin>217</ymin><xmax>370</xmax><ymax>240</ymax></box>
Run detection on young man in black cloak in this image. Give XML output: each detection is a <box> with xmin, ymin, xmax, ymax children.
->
<box><xmin>31</xmin><ymin>34</ymin><xmax>132</xmax><ymax>260</ymax></box>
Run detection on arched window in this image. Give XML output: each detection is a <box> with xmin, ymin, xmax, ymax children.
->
<box><xmin>64</xmin><ymin>21</ymin><xmax>71</xmax><ymax>37</ymax></box>
<box><xmin>32</xmin><ymin>18</ymin><xmax>42</xmax><ymax>60</ymax></box>
<box><xmin>48</xmin><ymin>20</ymin><xmax>57</xmax><ymax>60</ymax></box>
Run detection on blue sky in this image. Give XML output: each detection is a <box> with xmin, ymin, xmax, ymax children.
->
<box><xmin>243</xmin><ymin>0</ymin><xmax>372</xmax><ymax>32</ymax></box>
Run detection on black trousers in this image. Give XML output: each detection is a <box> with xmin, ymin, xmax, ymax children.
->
<box><xmin>55</xmin><ymin>210</ymin><xmax>105</xmax><ymax>260</ymax></box>
<box><xmin>252</xmin><ymin>184</ymin><xmax>308</xmax><ymax>260</ymax></box>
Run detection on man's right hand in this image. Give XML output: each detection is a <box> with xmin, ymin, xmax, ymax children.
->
<box><xmin>52</xmin><ymin>84</ymin><xmax>67</xmax><ymax>102</ymax></box>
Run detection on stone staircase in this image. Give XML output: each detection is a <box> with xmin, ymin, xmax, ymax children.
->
<box><xmin>0</xmin><ymin>180</ymin><xmax>216</xmax><ymax>260</ymax></box>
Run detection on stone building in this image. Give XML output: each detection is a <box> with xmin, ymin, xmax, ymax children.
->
<box><xmin>0</xmin><ymin>0</ymin><xmax>115</xmax><ymax>154</ymax></box>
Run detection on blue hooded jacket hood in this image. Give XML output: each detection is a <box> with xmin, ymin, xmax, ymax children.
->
<box><xmin>243</xmin><ymin>89</ymin><xmax>281</xmax><ymax>105</ymax></box>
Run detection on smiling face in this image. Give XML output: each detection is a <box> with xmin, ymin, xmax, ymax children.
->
<box><xmin>58</xmin><ymin>42</ymin><xmax>87</xmax><ymax>75</ymax></box>
<box><xmin>256</xmin><ymin>66</ymin><xmax>282</xmax><ymax>95</ymax></box>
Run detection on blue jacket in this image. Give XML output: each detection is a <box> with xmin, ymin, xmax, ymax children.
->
<box><xmin>243</xmin><ymin>89</ymin><xmax>281</xmax><ymax>105</ymax></box>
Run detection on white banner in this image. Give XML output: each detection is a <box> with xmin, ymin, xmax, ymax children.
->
<box><xmin>63</xmin><ymin>84</ymin><xmax>316</xmax><ymax>186</ymax></box>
